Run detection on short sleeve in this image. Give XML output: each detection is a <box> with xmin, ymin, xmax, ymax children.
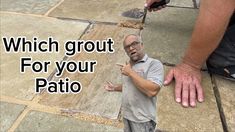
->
<box><xmin>147</xmin><ymin>60</ymin><xmax>164</xmax><ymax>87</ymax></box>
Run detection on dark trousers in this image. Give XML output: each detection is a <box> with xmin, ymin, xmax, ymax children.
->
<box><xmin>207</xmin><ymin>14</ymin><xmax>235</xmax><ymax>68</ymax></box>
<box><xmin>123</xmin><ymin>118</ymin><xmax>156</xmax><ymax>132</ymax></box>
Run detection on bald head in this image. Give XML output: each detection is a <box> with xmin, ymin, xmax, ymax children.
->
<box><xmin>123</xmin><ymin>34</ymin><xmax>143</xmax><ymax>46</ymax></box>
<box><xmin>123</xmin><ymin>34</ymin><xmax>145</xmax><ymax>62</ymax></box>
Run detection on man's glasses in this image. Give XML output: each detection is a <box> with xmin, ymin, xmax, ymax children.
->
<box><xmin>124</xmin><ymin>41</ymin><xmax>141</xmax><ymax>50</ymax></box>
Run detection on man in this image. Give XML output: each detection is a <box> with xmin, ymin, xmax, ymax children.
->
<box><xmin>104</xmin><ymin>34</ymin><xmax>164</xmax><ymax>132</ymax></box>
<box><xmin>146</xmin><ymin>0</ymin><xmax>235</xmax><ymax>107</ymax></box>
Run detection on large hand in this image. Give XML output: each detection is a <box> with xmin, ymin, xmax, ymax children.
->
<box><xmin>164</xmin><ymin>63</ymin><xmax>204</xmax><ymax>107</ymax></box>
<box><xmin>146</xmin><ymin>0</ymin><xmax>167</xmax><ymax>12</ymax></box>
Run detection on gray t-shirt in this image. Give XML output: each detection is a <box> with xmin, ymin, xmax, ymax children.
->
<box><xmin>122</xmin><ymin>54</ymin><xmax>164</xmax><ymax>123</ymax></box>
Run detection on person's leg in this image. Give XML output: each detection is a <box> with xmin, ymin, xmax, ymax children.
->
<box><xmin>207</xmin><ymin>14</ymin><xmax>235</xmax><ymax>79</ymax></box>
<box><xmin>127</xmin><ymin>119</ymin><xmax>156</xmax><ymax>132</ymax></box>
<box><xmin>123</xmin><ymin>118</ymin><xmax>132</xmax><ymax>132</ymax></box>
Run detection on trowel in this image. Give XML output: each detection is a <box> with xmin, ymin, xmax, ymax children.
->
<box><xmin>142</xmin><ymin>0</ymin><xmax>170</xmax><ymax>24</ymax></box>
<box><xmin>122</xmin><ymin>0</ymin><xmax>170</xmax><ymax>28</ymax></box>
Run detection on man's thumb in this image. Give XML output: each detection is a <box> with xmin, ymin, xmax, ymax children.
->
<box><xmin>164</xmin><ymin>69</ymin><xmax>174</xmax><ymax>85</ymax></box>
<box><xmin>146</xmin><ymin>0</ymin><xmax>161</xmax><ymax>7</ymax></box>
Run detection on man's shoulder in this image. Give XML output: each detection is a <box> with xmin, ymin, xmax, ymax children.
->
<box><xmin>148</xmin><ymin>57</ymin><xmax>163</xmax><ymax>66</ymax></box>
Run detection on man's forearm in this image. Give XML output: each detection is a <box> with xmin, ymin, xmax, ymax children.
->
<box><xmin>183</xmin><ymin>0</ymin><xmax>235</xmax><ymax>68</ymax></box>
<box><xmin>128</xmin><ymin>70</ymin><xmax>160</xmax><ymax>97</ymax></box>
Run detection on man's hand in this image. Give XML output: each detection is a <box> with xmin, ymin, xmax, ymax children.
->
<box><xmin>164</xmin><ymin>63</ymin><xmax>204</xmax><ymax>107</ymax></box>
<box><xmin>146</xmin><ymin>0</ymin><xmax>167</xmax><ymax>12</ymax></box>
<box><xmin>104</xmin><ymin>81</ymin><xmax>116</xmax><ymax>92</ymax></box>
<box><xmin>116</xmin><ymin>62</ymin><xmax>134</xmax><ymax>76</ymax></box>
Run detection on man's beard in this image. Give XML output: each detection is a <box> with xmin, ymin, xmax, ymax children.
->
<box><xmin>130</xmin><ymin>55</ymin><xmax>140</xmax><ymax>62</ymax></box>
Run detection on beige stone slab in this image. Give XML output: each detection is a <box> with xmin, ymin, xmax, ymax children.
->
<box><xmin>0</xmin><ymin>13</ymin><xmax>89</xmax><ymax>100</ymax></box>
<box><xmin>16</xmin><ymin>111</ymin><xmax>122</xmax><ymax>131</ymax></box>
<box><xmin>0</xmin><ymin>0</ymin><xmax>60</xmax><ymax>14</ymax></box>
<box><xmin>48</xmin><ymin>0</ymin><xmax>145</xmax><ymax>23</ymax></box>
<box><xmin>214</xmin><ymin>76</ymin><xmax>235</xmax><ymax>131</ymax></box>
<box><xmin>0</xmin><ymin>102</ymin><xmax>26</xmax><ymax>131</ymax></box>
<box><xmin>168</xmin><ymin>0</ymin><xmax>194</xmax><ymax>8</ymax></box>
<box><xmin>0</xmin><ymin>0</ymin><xmax>61</xmax><ymax>14</ymax></box>
<box><xmin>156</xmin><ymin>66</ymin><xmax>223</xmax><ymax>131</ymax></box>
<box><xmin>39</xmin><ymin>24</ymin><xmax>139</xmax><ymax>119</ymax></box>
<box><xmin>142</xmin><ymin>7</ymin><xmax>198</xmax><ymax>64</ymax></box>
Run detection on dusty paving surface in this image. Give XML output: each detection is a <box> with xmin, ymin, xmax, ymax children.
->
<box><xmin>0</xmin><ymin>0</ymin><xmax>234</xmax><ymax>131</ymax></box>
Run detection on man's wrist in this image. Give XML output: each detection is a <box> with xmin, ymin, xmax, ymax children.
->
<box><xmin>182</xmin><ymin>56</ymin><xmax>202</xmax><ymax>70</ymax></box>
<box><xmin>127</xmin><ymin>69</ymin><xmax>136</xmax><ymax>77</ymax></box>
<box><xmin>111</xmin><ymin>86</ymin><xmax>116</xmax><ymax>91</ymax></box>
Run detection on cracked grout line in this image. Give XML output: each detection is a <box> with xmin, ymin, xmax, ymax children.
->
<box><xmin>210</xmin><ymin>75</ymin><xmax>228</xmax><ymax>132</ymax></box>
<box><xmin>44</xmin><ymin>0</ymin><xmax>65</xmax><ymax>16</ymax></box>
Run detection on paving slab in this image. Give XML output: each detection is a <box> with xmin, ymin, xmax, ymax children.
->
<box><xmin>0</xmin><ymin>0</ymin><xmax>61</xmax><ymax>14</ymax></box>
<box><xmin>39</xmin><ymin>24</ymin><xmax>139</xmax><ymax>119</ymax></box>
<box><xmin>0</xmin><ymin>13</ymin><xmax>89</xmax><ymax>100</ymax></box>
<box><xmin>0</xmin><ymin>102</ymin><xmax>26</xmax><ymax>131</ymax></box>
<box><xmin>48</xmin><ymin>0</ymin><xmax>145</xmax><ymax>23</ymax></box>
<box><xmin>214</xmin><ymin>76</ymin><xmax>235</xmax><ymax>131</ymax></box>
<box><xmin>156</xmin><ymin>66</ymin><xmax>223</xmax><ymax>131</ymax></box>
<box><xmin>16</xmin><ymin>111</ymin><xmax>122</xmax><ymax>132</ymax></box>
<box><xmin>142</xmin><ymin>7</ymin><xmax>198</xmax><ymax>64</ymax></box>
<box><xmin>168</xmin><ymin>0</ymin><xmax>194</xmax><ymax>8</ymax></box>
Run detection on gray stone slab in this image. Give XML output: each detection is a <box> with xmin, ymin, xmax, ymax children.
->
<box><xmin>214</xmin><ymin>76</ymin><xmax>235</xmax><ymax>131</ymax></box>
<box><xmin>0</xmin><ymin>102</ymin><xmax>26</xmax><ymax>131</ymax></box>
<box><xmin>39</xmin><ymin>24</ymin><xmax>139</xmax><ymax>119</ymax></box>
<box><xmin>156</xmin><ymin>66</ymin><xmax>223</xmax><ymax>131</ymax></box>
<box><xmin>168</xmin><ymin>0</ymin><xmax>194</xmax><ymax>8</ymax></box>
<box><xmin>0</xmin><ymin>0</ymin><xmax>61</xmax><ymax>14</ymax></box>
<box><xmin>142</xmin><ymin>7</ymin><xmax>198</xmax><ymax>64</ymax></box>
<box><xmin>48</xmin><ymin>0</ymin><xmax>145</xmax><ymax>23</ymax></box>
<box><xmin>0</xmin><ymin>13</ymin><xmax>89</xmax><ymax>100</ymax></box>
<box><xmin>16</xmin><ymin>111</ymin><xmax>122</xmax><ymax>132</ymax></box>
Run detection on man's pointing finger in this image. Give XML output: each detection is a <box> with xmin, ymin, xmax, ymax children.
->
<box><xmin>116</xmin><ymin>63</ymin><xmax>124</xmax><ymax>67</ymax></box>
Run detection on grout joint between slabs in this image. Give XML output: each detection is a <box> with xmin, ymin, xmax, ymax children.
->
<box><xmin>44</xmin><ymin>0</ymin><xmax>65</xmax><ymax>16</ymax></box>
<box><xmin>192</xmin><ymin>0</ymin><xmax>198</xmax><ymax>8</ymax></box>
<box><xmin>210</xmin><ymin>74</ymin><xmax>228</xmax><ymax>132</ymax></box>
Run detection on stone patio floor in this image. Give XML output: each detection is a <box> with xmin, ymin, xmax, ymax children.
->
<box><xmin>0</xmin><ymin>0</ymin><xmax>234</xmax><ymax>131</ymax></box>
